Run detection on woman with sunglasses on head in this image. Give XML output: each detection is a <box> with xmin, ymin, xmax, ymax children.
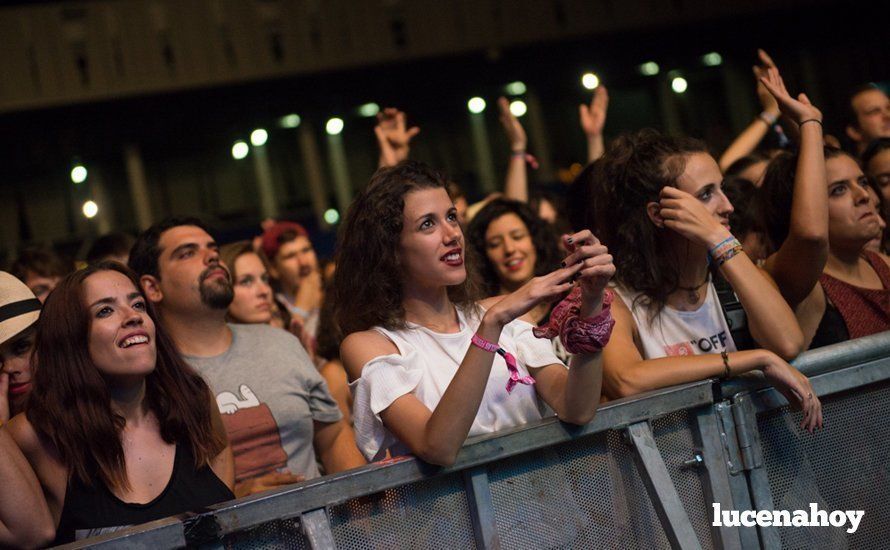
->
<box><xmin>335</xmin><ymin>161</ymin><xmax>613</xmax><ymax>465</ymax></box>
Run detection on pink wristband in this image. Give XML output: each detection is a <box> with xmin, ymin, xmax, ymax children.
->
<box><xmin>470</xmin><ymin>333</ymin><xmax>535</xmax><ymax>393</ymax></box>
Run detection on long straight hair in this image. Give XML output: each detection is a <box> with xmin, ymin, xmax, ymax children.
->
<box><xmin>26</xmin><ymin>262</ymin><xmax>226</xmax><ymax>490</ymax></box>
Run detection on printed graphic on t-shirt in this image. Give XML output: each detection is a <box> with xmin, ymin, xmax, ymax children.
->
<box><xmin>216</xmin><ymin>384</ymin><xmax>287</xmax><ymax>482</ymax></box>
<box><xmin>663</xmin><ymin>330</ymin><xmax>730</xmax><ymax>357</ymax></box>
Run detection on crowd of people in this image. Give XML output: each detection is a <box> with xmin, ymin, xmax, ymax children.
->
<box><xmin>1</xmin><ymin>50</ymin><xmax>888</xmax><ymax>546</ymax></box>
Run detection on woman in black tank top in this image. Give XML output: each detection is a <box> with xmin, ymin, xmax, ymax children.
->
<box><xmin>6</xmin><ymin>263</ymin><xmax>234</xmax><ymax>545</ymax></box>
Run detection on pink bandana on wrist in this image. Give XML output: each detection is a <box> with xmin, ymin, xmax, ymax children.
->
<box><xmin>533</xmin><ymin>287</ymin><xmax>615</xmax><ymax>354</ymax></box>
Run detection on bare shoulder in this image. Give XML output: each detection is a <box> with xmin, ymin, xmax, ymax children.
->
<box><xmin>340</xmin><ymin>330</ymin><xmax>400</xmax><ymax>381</ymax></box>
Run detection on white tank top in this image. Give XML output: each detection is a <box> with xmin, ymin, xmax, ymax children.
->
<box><xmin>613</xmin><ymin>282</ymin><xmax>737</xmax><ymax>359</ymax></box>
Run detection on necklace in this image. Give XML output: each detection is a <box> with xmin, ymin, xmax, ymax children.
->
<box><xmin>677</xmin><ymin>273</ymin><xmax>710</xmax><ymax>305</ymax></box>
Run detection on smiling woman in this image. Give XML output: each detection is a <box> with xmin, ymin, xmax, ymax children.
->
<box><xmin>6</xmin><ymin>262</ymin><xmax>234</xmax><ymax>544</ymax></box>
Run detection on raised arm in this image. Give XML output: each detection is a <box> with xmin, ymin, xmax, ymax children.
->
<box><xmin>719</xmin><ymin>50</ymin><xmax>780</xmax><ymax>172</ymax></box>
<box><xmin>375</xmin><ymin>108</ymin><xmax>420</xmax><ymax>168</ymax></box>
<box><xmin>498</xmin><ymin>96</ymin><xmax>530</xmax><ymax>202</ymax></box>
<box><xmin>602</xmin><ymin>299</ymin><xmax>821</xmax><ymax>432</ymax></box>
<box><xmin>341</xmin><ymin>262</ymin><xmax>584</xmax><ymax>467</ymax></box>
<box><xmin>759</xmin><ymin>67</ymin><xmax>828</xmax><ymax>308</ymax></box>
<box><xmin>579</xmin><ymin>85</ymin><xmax>609</xmax><ymax>164</ymax></box>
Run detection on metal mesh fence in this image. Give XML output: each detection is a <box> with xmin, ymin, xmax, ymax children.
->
<box><xmin>219</xmin><ymin>517</ymin><xmax>310</xmax><ymax>550</ymax></box>
<box><xmin>757</xmin><ymin>380</ymin><xmax>890</xmax><ymax>550</ymax></box>
<box><xmin>327</xmin><ymin>472</ymin><xmax>477</xmax><ymax>550</ymax></box>
<box><xmin>652</xmin><ymin>409</ymin><xmax>716</xmax><ymax>549</ymax></box>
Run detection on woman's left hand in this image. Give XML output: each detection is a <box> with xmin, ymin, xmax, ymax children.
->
<box><xmin>658</xmin><ymin>186</ymin><xmax>732</xmax><ymax>248</ymax></box>
<box><xmin>561</xmin><ymin>230</ymin><xmax>615</xmax><ymax>315</ymax></box>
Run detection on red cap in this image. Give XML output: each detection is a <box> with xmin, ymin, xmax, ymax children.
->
<box><xmin>261</xmin><ymin>221</ymin><xmax>309</xmax><ymax>260</ymax></box>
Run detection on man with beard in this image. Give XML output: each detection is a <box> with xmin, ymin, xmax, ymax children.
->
<box><xmin>129</xmin><ymin>217</ymin><xmax>364</xmax><ymax>497</ymax></box>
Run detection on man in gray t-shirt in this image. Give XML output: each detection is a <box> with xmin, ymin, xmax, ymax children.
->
<box><xmin>129</xmin><ymin>217</ymin><xmax>365</xmax><ymax>497</ymax></box>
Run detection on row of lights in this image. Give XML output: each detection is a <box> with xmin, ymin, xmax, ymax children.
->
<box><xmin>68</xmin><ymin>164</ymin><xmax>99</xmax><ymax>219</ymax></box>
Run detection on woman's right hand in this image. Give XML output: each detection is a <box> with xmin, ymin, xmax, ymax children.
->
<box><xmin>759</xmin><ymin>66</ymin><xmax>822</xmax><ymax>126</ymax></box>
<box><xmin>760</xmin><ymin>354</ymin><xmax>823</xmax><ymax>432</ymax></box>
<box><xmin>485</xmin><ymin>262</ymin><xmax>583</xmax><ymax>326</ymax></box>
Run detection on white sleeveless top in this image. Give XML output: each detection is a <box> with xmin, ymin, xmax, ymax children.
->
<box><xmin>613</xmin><ymin>282</ymin><xmax>737</xmax><ymax>359</ymax></box>
<box><xmin>350</xmin><ymin>306</ymin><xmax>563</xmax><ymax>461</ymax></box>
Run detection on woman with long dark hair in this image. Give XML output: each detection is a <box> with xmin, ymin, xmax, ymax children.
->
<box><xmin>7</xmin><ymin>262</ymin><xmax>233</xmax><ymax>543</ymax></box>
<box><xmin>335</xmin><ymin>161</ymin><xmax>613</xmax><ymax>465</ymax></box>
<box><xmin>587</xmin><ymin>80</ymin><xmax>821</xmax><ymax>430</ymax></box>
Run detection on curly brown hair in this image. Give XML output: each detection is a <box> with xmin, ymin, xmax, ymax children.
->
<box><xmin>333</xmin><ymin>161</ymin><xmax>480</xmax><ymax>336</ymax></box>
<box><xmin>466</xmin><ymin>198</ymin><xmax>562</xmax><ymax>297</ymax></box>
<box><xmin>590</xmin><ymin>129</ymin><xmax>708</xmax><ymax>315</ymax></box>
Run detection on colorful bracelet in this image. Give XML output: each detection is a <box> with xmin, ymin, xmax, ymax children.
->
<box><xmin>715</xmin><ymin>244</ymin><xmax>744</xmax><ymax>267</ymax></box>
<box><xmin>470</xmin><ymin>333</ymin><xmax>535</xmax><ymax>393</ymax></box>
<box><xmin>758</xmin><ymin>111</ymin><xmax>778</xmax><ymax>126</ymax></box>
<box><xmin>709</xmin><ymin>237</ymin><xmax>741</xmax><ymax>262</ymax></box>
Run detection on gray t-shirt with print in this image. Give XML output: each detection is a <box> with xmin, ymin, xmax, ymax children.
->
<box><xmin>184</xmin><ymin>323</ymin><xmax>341</xmax><ymax>482</ymax></box>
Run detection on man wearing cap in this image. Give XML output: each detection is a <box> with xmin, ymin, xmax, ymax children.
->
<box><xmin>261</xmin><ymin>222</ymin><xmax>324</xmax><ymax>338</ymax></box>
<box><xmin>129</xmin><ymin>217</ymin><xmax>364</xmax><ymax>497</ymax></box>
<box><xmin>0</xmin><ymin>271</ymin><xmax>55</xmax><ymax>547</ymax></box>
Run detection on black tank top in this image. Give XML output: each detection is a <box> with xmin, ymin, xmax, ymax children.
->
<box><xmin>54</xmin><ymin>442</ymin><xmax>234</xmax><ymax>544</ymax></box>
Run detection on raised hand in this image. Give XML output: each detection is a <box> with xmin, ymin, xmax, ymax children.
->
<box><xmin>487</xmin><ymin>262</ymin><xmax>583</xmax><ymax>326</ymax></box>
<box><xmin>375</xmin><ymin>108</ymin><xmax>420</xmax><ymax>167</ymax></box>
<box><xmin>759</xmin><ymin>67</ymin><xmax>822</xmax><ymax>125</ymax></box>
<box><xmin>560</xmin><ymin>230</ymin><xmax>615</xmax><ymax>315</ymax></box>
<box><xmin>0</xmin><ymin>372</ymin><xmax>9</xmax><ymax>423</ymax></box>
<box><xmin>497</xmin><ymin>96</ymin><xmax>528</xmax><ymax>152</ymax></box>
<box><xmin>657</xmin><ymin>186</ymin><xmax>732</xmax><ymax>248</ymax></box>
<box><xmin>752</xmin><ymin>49</ymin><xmax>780</xmax><ymax>117</ymax></box>
<box><xmin>579</xmin><ymin>85</ymin><xmax>609</xmax><ymax>138</ymax></box>
<box><xmin>761</xmin><ymin>358</ymin><xmax>823</xmax><ymax>432</ymax></box>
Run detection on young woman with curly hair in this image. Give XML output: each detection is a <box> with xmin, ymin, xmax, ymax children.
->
<box><xmin>335</xmin><ymin>161</ymin><xmax>613</xmax><ymax>465</ymax></box>
<box><xmin>758</xmin><ymin>70</ymin><xmax>890</xmax><ymax>349</ymax></box>
<box><xmin>587</xmin><ymin>74</ymin><xmax>821</xmax><ymax>432</ymax></box>
<box><xmin>466</xmin><ymin>199</ymin><xmax>563</xmax><ymax>320</ymax></box>
<box><xmin>7</xmin><ymin>262</ymin><xmax>233</xmax><ymax>544</ymax></box>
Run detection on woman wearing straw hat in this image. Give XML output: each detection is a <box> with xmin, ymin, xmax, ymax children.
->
<box><xmin>0</xmin><ymin>270</ymin><xmax>54</xmax><ymax>546</ymax></box>
<box><xmin>1</xmin><ymin>271</ymin><xmax>41</xmax><ymax>422</ymax></box>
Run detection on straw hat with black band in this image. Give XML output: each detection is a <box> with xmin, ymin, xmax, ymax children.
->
<box><xmin>0</xmin><ymin>271</ymin><xmax>41</xmax><ymax>347</ymax></box>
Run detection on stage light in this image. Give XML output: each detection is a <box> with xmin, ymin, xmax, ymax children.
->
<box><xmin>702</xmin><ymin>52</ymin><xmax>723</xmax><ymax>67</ymax></box>
<box><xmin>509</xmin><ymin>100</ymin><xmax>527</xmax><ymax>117</ymax></box>
<box><xmin>82</xmin><ymin>200</ymin><xmax>98</xmax><ymax>218</ymax></box>
<box><xmin>231</xmin><ymin>141</ymin><xmax>249</xmax><ymax>159</ymax></box>
<box><xmin>324</xmin><ymin>208</ymin><xmax>340</xmax><ymax>224</ymax></box>
<box><xmin>358</xmin><ymin>103</ymin><xmax>380</xmax><ymax>117</ymax></box>
<box><xmin>505</xmin><ymin>81</ymin><xmax>527</xmax><ymax>95</ymax></box>
<box><xmin>326</xmin><ymin>117</ymin><xmax>344</xmax><ymax>135</ymax></box>
<box><xmin>671</xmin><ymin>77</ymin><xmax>688</xmax><ymax>94</ymax></box>
<box><xmin>639</xmin><ymin>62</ymin><xmax>660</xmax><ymax>76</ymax></box>
<box><xmin>467</xmin><ymin>97</ymin><xmax>486</xmax><ymax>114</ymax></box>
<box><xmin>581</xmin><ymin>72</ymin><xmax>600</xmax><ymax>90</ymax></box>
<box><xmin>279</xmin><ymin>114</ymin><xmax>301</xmax><ymax>128</ymax></box>
<box><xmin>71</xmin><ymin>165</ymin><xmax>87</xmax><ymax>184</ymax></box>
<box><xmin>250</xmin><ymin>129</ymin><xmax>268</xmax><ymax>147</ymax></box>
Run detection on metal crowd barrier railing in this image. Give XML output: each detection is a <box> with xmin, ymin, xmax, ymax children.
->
<box><xmin>59</xmin><ymin>332</ymin><xmax>890</xmax><ymax>550</ymax></box>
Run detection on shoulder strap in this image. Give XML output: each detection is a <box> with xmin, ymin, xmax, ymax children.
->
<box><xmin>864</xmin><ymin>251</ymin><xmax>890</xmax><ymax>289</ymax></box>
<box><xmin>713</xmin><ymin>274</ymin><xmax>755</xmax><ymax>350</ymax></box>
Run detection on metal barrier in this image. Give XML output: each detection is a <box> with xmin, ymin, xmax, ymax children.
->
<box><xmin>59</xmin><ymin>332</ymin><xmax>890</xmax><ymax>550</ymax></box>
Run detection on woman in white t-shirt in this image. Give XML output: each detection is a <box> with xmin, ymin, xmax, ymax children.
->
<box><xmin>335</xmin><ymin>161</ymin><xmax>614</xmax><ymax>464</ymax></box>
<box><xmin>584</xmin><ymin>128</ymin><xmax>822</xmax><ymax>432</ymax></box>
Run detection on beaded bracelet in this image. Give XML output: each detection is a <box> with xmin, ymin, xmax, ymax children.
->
<box><xmin>758</xmin><ymin>111</ymin><xmax>778</xmax><ymax>126</ymax></box>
